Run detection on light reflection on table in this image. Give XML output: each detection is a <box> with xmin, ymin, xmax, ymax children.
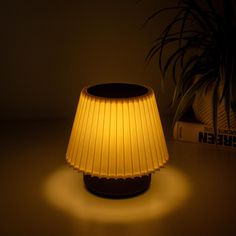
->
<box><xmin>43</xmin><ymin>165</ymin><xmax>190</xmax><ymax>236</ymax></box>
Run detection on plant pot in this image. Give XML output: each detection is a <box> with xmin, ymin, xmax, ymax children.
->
<box><xmin>192</xmin><ymin>81</ymin><xmax>236</xmax><ymax>129</ymax></box>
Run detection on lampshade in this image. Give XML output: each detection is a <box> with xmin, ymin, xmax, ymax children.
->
<box><xmin>66</xmin><ymin>83</ymin><xmax>168</xmax><ymax>197</ymax></box>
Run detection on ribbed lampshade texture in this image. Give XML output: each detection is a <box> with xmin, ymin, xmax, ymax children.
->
<box><xmin>66</xmin><ymin>84</ymin><xmax>168</xmax><ymax>178</ymax></box>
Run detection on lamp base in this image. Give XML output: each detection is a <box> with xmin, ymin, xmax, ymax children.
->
<box><xmin>83</xmin><ymin>174</ymin><xmax>151</xmax><ymax>198</ymax></box>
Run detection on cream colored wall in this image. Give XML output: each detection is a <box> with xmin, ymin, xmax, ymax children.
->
<box><xmin>1</xmin><ymin>0</ymin><xmax>177</xmax><ymax>120</ymax></box>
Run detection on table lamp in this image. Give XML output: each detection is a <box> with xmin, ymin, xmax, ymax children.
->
<box><xmin>66</xmin><ymin>83</ymin><xmax>169</xmax><ymax>198</ymax></box>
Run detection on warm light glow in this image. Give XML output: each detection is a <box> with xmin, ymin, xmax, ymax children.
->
<box><xmin>66</xmin><ymin>84</ymin><xmax>168</xmax><ymax>178</ymax></box>
<box><xmin>43</xmin><ymin>165</ymin><xmax>190</xmax><ymax>223</ymax></box>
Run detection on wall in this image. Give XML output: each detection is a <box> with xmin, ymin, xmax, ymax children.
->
<box><xmin>1</xmin><ymin>0</ymin><xmax>177</xmax><ymax>120</ymax></box>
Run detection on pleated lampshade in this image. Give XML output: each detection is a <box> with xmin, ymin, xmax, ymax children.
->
<box><xmin>66</xmin><ymin>83</ymin><xmax>168</xmax><ymax>197</ymax></box>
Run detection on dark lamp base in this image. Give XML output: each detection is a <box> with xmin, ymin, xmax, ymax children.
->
<box><xmin>83</xmin><ymin>174</ymin><xmax>151</xmax><ymax>199</ymax></box>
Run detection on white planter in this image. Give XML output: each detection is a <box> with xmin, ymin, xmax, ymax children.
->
<box><xmin>192</xmin><ymin>81</ymin><xmax>236</xmax><ymax>129</ymax></box>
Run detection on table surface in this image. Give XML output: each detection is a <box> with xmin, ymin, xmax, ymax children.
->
<box><xmin>1</xmin><ymin>118</ymin><xmax>236</xmax><ymax>236</ymax></box>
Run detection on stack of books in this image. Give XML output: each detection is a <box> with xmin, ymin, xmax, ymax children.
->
<box><xmin>173</xmin><ymin>109</ymin><xmax>236</xmax><ymax>149</ymax></box>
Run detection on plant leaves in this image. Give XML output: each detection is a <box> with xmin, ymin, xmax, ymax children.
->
<box><xmin>146</xmin><ymin>0</ymin><xmax>236</xmax><ymax>132</ymax></box>
<box><xmin>143</xmin><ymin>6</ymin><xmax>185</xmax><ymax>26</ymax></box>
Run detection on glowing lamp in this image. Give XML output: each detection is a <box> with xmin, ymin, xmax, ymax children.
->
<box><xmin>66</xmin><ymin>83</ymin><xmax>168</xmax><ymax>198</ymax></box>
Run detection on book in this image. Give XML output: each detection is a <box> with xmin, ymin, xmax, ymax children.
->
<box><xmin>173</xmin><ymin>109</ymin><xmax>236</xmax><ymax>149</ymax></box>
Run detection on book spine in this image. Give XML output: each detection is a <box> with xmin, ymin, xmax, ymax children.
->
<box><xmin>173</xmin><ymin>121</ymin><xmax>236</xmax><ymax>148</ymax></box>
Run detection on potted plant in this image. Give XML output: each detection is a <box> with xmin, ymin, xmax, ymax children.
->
<box><xmin>146</xmin><ymin>0</ymin><xmax>236</xmax><ymax>132</ymax></box>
